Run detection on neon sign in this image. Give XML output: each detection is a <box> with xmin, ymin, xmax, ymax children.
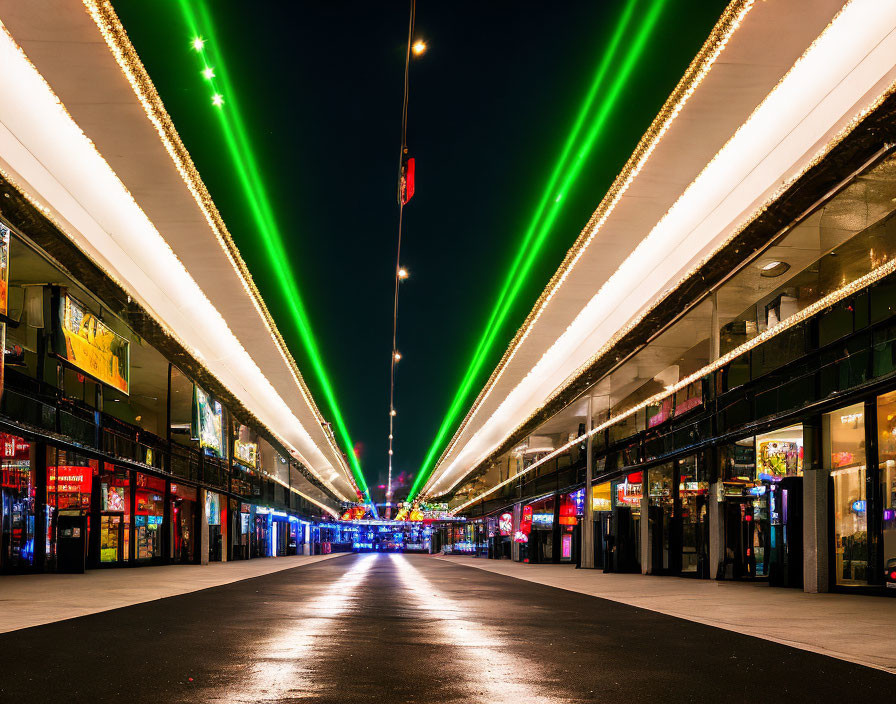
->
<box><xmin>498</xmin><ymin>512</ymin><xmax>512</xmax><ymax>536</ymax></box>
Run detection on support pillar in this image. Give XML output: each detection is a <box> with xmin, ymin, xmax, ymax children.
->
<box><xmin>199</xmin><ymin>488</ymin><xmax>210</xmax><ymax>566</ymax></box>
<box><xmin>640</xmin><ymin>486</ymin><xmax>650</xmax><ymax>574</ymax></box>
<box><xmin>512</xmin><ymin>502</ymin><xmax>522</xmax><ymax>562</ymax></box>
<box><xmin>804</xmin><ymin>419</ymin><xmax>828</xmax><ymax>592</ymax></box>
<box><xmin>581</xmin><ymin>396</ymin><xmax>595</xmax><ymax>568</ymax></box>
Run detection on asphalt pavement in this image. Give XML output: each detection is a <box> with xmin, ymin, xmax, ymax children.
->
<box><xmin>0</xmin><ymin>553</ymin><xmax>891</xmax><ymax>703</ymax></box>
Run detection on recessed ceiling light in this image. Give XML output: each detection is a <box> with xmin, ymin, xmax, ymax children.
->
<box><xmin>759</xmin><ymin>260</ymin><xmax>790</xmax><ymax>278</ymax></box>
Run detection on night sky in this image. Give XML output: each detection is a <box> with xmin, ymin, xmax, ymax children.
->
<box><xmin>113</xmin><ymin>1</ymin><xmax>727</xmax><ymax>502</ymax></box>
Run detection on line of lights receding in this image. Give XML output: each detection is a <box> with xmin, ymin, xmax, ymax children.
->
<box><xmin>407</xmin><ymin>0</ymin><xmax>667</xmax><ymax>502</ymax></box>
<box><xmin>175</xmin><ymin>0</ymin><xmax>373</xmax><ymax>508</ymax></box>
<box><xmin>387</xmin><ymin>0</ymin><xmax>426</xmax><ymax>513</ymax></box>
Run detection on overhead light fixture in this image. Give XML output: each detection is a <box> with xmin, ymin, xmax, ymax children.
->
<box><xmin>398</xmin><ymin>267</ymin><xmax>409</xmax><ymax>280</ymax></box>
<box><xmin>759</xmin><ymin>260</ymin><xmax>790</xmax><ymax>278</ymax></box>
<box><xmin>412</xmin><ymin>40</ymin><xmax>427</xmax><ymax>56</ymax></box>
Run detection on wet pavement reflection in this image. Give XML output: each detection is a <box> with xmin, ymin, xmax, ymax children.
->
<box><xmin>1</xmin><ymin>553</ymin><xmax>892</xmax><ymax>703</ymax></box>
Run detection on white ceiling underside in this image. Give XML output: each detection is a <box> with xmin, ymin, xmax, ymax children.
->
<box><xmin>0</xmin><ymin>2</ymin><xmax>357</xmax><ymax>504</ymax></box>
<box><xmin>426</xmin><ymin>0</ymin><xmax>896</xmax><ymax>497</ymax></box>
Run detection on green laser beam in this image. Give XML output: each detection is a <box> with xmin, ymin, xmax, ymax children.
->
<box><xmin>176</xmin><ymin>0</ymin><xmax>371</xmax><ymax>502</ymax></box>
<box><xmin>409</xmin><ymin>0</ymin><xmax>668</xmax><ymax>501</ymax></box>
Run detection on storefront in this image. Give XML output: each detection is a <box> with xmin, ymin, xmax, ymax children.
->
<box><xmin>0</xmin><ymin>434</ymin><xmax>34</xmax><ymax>572</ymax></box>
<box><xmin>134</xmin><ymin>473</ymin><xmax>165</xmax><ymax>563</ymax></box>
<box><xmin>645</xmin><ymin>456</ymin><xmax>709</xmax><ymax>577</ymax></box>
<box><xmin>720</xmin><ymin>425</ymin><xmax>803</xmax><ymax>586</ymax></box>
<box><xmin>96</xmin><ymin>464</ymin><xmax>130</xmax><ymax>567</ymax></box>
<box><xmin>170</xmin><ymin>482</ymin><xmax>198</xmax><ymax>564</ymax></box>
<box><xmin>206</xmin><ymin>491</ymin><xmax>225</xmax><ymax>562</ymax></box>
<box><xmin>610</xmin><ymin>472</ymin><xmax>642</xmax><ymax>573</ymax></box>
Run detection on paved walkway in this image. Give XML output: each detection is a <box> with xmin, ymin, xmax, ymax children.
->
<box><xmin>1</xmin><ymin>553</ymin><xmax>892</xmax><ymax>703</ymax></box>
<box><xmin>0</xmin><ymin>553</ymin><xmax>349</xmax><ymax>633</ymax></box>
<box><xmin>437</xmin><ymin>555</ymin><xmax>896</xmax><ymax>673</ymax></box>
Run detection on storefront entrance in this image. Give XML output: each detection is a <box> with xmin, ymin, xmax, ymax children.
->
<box><xmin>721</xmin><ymin>426</ymin><xmax>803</xmax><ymax>586</ymax></box>
<box><xmin>646</xmin><ymin>457</ymin><xmax>708</xmax><ymax>577</ymax></box>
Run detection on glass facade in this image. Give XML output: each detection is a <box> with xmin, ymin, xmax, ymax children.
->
<box><xmin>876</xmin><ymin>392</ymin><xmax>896</xmax><ymax>587</ymax></box>
<box><xmin>0</xmin><ymin>434</ymin><xmax>34</xmax><ymax>571</ymax></box>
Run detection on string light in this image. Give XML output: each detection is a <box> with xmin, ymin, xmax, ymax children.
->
<box><xmin>386</xmin><ymin>0</ymin><xmax>419</xmax><ymax>513</ymax></box>
<box><xmin>191</xmin><ymin>36</ymin><xmax>205</xmax><ymax>51</ymax></box>
<box><xmin>449</xmin><ymin>255</ymin><xmax>896</xmax><ymax>513</ymax></box>
<box><xmin>211</xmin><ymin>93</ymin><xmax>224</xmax><ymax>107</ymax></box>
<box><xmin>202</xmin><ymin>66</ymin><xmax>215</xmax><ymax>80</ymax></box>
<box><xmin>82</xmin><ymin>0</ymin><xmax>360</xmax><ymax>504</ymax></box>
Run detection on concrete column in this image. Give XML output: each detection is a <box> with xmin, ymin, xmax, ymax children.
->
<box><xmin>709</xmin><ymin>478</ymin><xmax>725</xmax><ymax>580</ymax></box>
<box><xmin>640</xmin><ymin>485</ymin><xmax>650</xmax><ymax>574</ymax></box>
<box><xmin>199</xmin><ymin>488</ymin><xmax>209</xmax><ymax>566</ymax></box>
<box><xmin>581</xmin><ymin>396</ymin><xmax>595</xmax><ymax>568</ymax></box>
<box><xmin>803</xmin><ymin>419</ymin><xmax>828</xmax><ymax>592</ymax></box>
<box><xmin>512</xmin><ymin>502</ymin><xmax>522</xmax><ymax>562</ymax></box>
<box><xmin>303</xmin><ymin>523</ymin><xmax>311</xmax><ymax>556</ymax></box>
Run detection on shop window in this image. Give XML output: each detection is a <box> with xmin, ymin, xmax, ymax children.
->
<box><xmin>648</xmin><ymin>463</ymin><xmax>674</xmax><ymax>572</ymax></box>
<box><xmin>870</xmin><ymin>277</ymin><xmax>896</xmax><ymax>325</ymax></box>
<box><xmin>674</xmin><ymin>380</ymin><xmax>702</xmax><ymax>417</ymax></box>
<box><xmin>877</xmin><ymin>391</ymin><xmax>896</xmax><ymax>587</ymax></box>
<box><xmin>99</xmin><ymin>464</ymin><xmax>130</xmax><ymax>564</ymax></box>
<box><xmin>171</xmin><ymin>482</ymin><xmax>197</xmax><ymax>564</ymax></box>
<box><xmin>825</xmin><ymin>403</ymin><xmax>868</xmax><ymax>586</ymax></box>
<box><xmin>679</xmin><ymin>455</ymin><xmax>708</xmax><ymax>574</ymax></box>
<box><xmin>134</xmin><ymin>473</ymin><xmax>165</xmax><ymax>561</ymax></box>
<box><xmin>756</xmin><ymin>424</ymin><xmax>803</xmax><ymax>481</ymax></box>
<box><xmin>46</xmin><ymin>448</ymin><xmax>97</xmax><ymax>569</ymax></box>
<box><xmin>647</xmin><ymin>396</ymin><xmax>673</xmax><ymax>429</ymax></box>
<box><xmin>0</xmin><ymin>434</ymin><xmax>34</xmax><ymax>571</ymax></box>
<box><xmin>872</xmin><ymin>321</ymin><xmax>896</xmax><ymax>378</ymax></box>
<box><xmin>592</xmin><ymin>481</ymin><xmax>612</xmax><ymax>513</ymax></box>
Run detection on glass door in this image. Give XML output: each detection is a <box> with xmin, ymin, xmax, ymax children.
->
<box><xmin>99</xmin><ymin>513</ymin><xmax>124</xmax><ymax>564</ymax></box>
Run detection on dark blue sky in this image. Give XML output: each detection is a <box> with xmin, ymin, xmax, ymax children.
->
<box><xmin>114</xmin><ymin>0</ymin><xmax>726</xmax><ymax>500</ymax></box>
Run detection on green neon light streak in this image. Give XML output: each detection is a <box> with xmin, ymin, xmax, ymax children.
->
<box><xmin>176</xmin><ymin>1</ymin><xmax>370</xmax><ymax>501</ymax></box>
<box><xmin>409</xmin><ymin>0</ymin><xmax>668</xmax><ymax>501</ymax></box>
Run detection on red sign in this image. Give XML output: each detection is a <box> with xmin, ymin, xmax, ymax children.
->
<box><xmin>0</xmin><ymin>433</ymin><xmax>29</xmax><ymax>460</ymax></box>
<box><xmin>559</xmin><ymin>497</ymin><xmax>578</xmax><ymax>526</ymax></box>
<box><xmin>48</xmin><ymin>466</ymin><xmax>92</xmax><ymax>494</ymax></box>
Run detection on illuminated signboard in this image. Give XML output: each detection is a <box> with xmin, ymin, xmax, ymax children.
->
<box><xmin>234</xmin><ymin>440</ymin><xmax>258</xmax><ymax>469</ymax></box>
<box><xmin>592</xmin><ymin>482</ymin><xmax>612</xmax><ymax>511</ymax></box>
<box><xmin>56</xmin><ymin>293</ymin><xmax>129</xmax><ymax>394</ymax></box>
<box><xmin>498</xmin><ymin>512</ymin><xmax>512</xmax><ymax>536</ymax></box>
<box><xmin>0</xmin><ymin>223</ymin><xmax>9</xmax><ymax>318</ymax></box>
<box><xmin>192</xmin><ymin>386</ymin><xmax>223</xmax><ymax>457</ymax></box>
<box><xmin>531</xmin><ymin>513</ymin><xmax>553</xmax><ymax>525</ymax></box>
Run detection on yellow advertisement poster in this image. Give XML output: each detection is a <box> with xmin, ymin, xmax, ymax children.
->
<box><xmin>58</xmin><ymin>293</ymin><xmax>129</xmax><ymax>394</ymax></box>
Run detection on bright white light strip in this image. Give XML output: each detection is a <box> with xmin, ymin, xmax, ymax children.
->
<box><xmin>450</xmin><ymin>255</ymin><xmax>896</xmax><ymax>514</ymax></box>
<box><xmin>0</xmin><ymin>23</ymin><xmax>351</xmax><ymax>503</ymax></box>
<box><xmin>431</xmin><ymin>0</ymin><xmax>896</xmax><ymax>498</ymax></box>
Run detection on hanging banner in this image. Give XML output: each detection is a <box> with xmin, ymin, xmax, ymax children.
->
<box><xmin>0</xmin><ymin>223</ymin><xmax>9</xmax><ymax>318</ymax></box>
<box><xmin>234</xmin><ymin>439</ymin><xmax>258</xmax><ymax>469</ymax></box>
<box><xmin>192</xmin><ymin>385</ymin><xmax>223</xmax><ymax>457</ymax></box>
<box><xmin>56</xmin><ymin>292</ymin><xmax>129</xmax><ymax>394</ymax></box>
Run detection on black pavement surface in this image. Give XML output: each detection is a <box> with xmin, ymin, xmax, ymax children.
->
<box><xmin>0</xmin><ymin>553</ymin><xmax>891</xmax><ymax>703</ymax></box>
